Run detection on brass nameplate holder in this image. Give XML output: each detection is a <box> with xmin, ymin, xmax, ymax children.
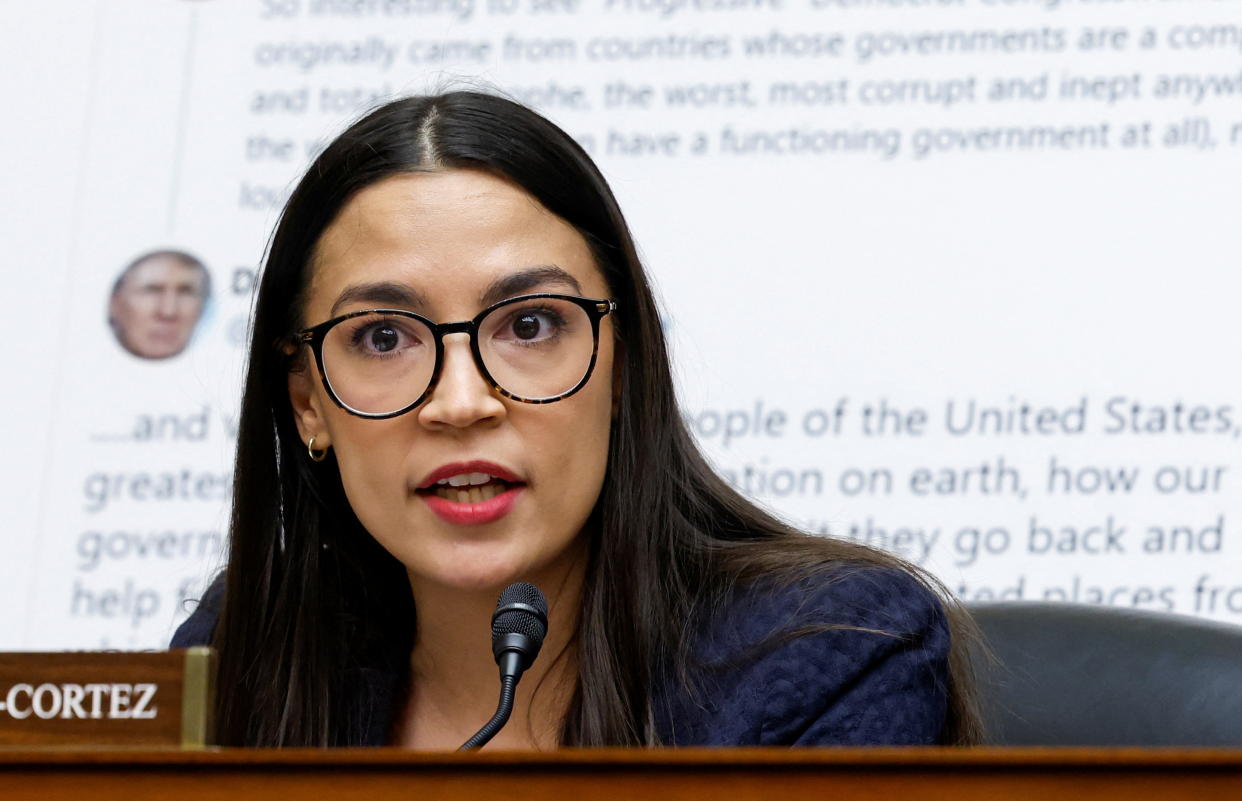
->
<box><xmin>0</xmin><ymin>648</ymin><xmax>215</xmax><ymax>748</ymax></box>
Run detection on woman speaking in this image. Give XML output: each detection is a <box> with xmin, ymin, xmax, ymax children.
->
<box><xmin>173</xmin><ymin>91</ymin><xmax>981</xmax><ymax>748</ymax></box>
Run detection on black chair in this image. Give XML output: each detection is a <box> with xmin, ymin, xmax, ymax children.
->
<box><xmin>967</xmin><ymin>602</ymin><xmax>1242</xmax><ymax>746</ymax></box>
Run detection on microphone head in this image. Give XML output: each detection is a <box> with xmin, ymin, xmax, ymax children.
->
<box><xmin>491</xmin><ymin>582</ymin><xmax>548</xmax><ymax>670</ymax></box>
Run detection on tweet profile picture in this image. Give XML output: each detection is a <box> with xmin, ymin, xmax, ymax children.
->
<box><xmin>108</xmin><ymin>249</ymin><xmax>212</xmax><ymax>360</ymax></box>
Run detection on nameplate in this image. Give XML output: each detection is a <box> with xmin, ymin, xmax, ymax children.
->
<box><xmin>0</xmin><ymin>648</ymin><xmax>214</xmax><ymax>748</ymax></box>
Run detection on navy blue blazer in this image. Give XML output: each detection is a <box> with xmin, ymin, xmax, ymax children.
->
<box><xmin>172</xmin><ymin>567</ymin><xmax>951</xmax><ymax>746</ymax></box>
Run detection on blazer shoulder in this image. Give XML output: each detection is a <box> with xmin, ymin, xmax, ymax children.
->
<box><xmin>722</xmin><ymin>565</ymin><xmax>947</xmax><ymax>650</ymax></box>
<box><xmin>753</xmin><ymin>567</ymin><xmax>952</xmax><ymax>745</ymax></box>
<box><xmin>662</xmin><ymin>565</ymin><xmax>951</xmax><ymax>746</ymax></box>
<box><xmin>170</xmin><ymin>574</ymin><xmax>226</xmax><ymax>648</ymax></box>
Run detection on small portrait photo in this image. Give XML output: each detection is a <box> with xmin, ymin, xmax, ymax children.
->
<box><xmin>108</xmin><ymin>249</ymin><xmax>212</xmax><ymax>360</ymax></box>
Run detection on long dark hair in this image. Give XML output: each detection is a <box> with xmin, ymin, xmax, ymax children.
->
<box><xmin>212</xmin><ymin>91</ymin><xmax>982</xmax><ymax>747</ymax></box>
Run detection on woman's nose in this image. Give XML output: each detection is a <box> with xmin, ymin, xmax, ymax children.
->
<box><xmin>417</xmin><ymin>334</ymin><xmax>506</xmax><ymax>430</ymax></box>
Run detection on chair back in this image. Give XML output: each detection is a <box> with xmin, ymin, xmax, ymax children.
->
<box><xmin>968</xmin><ymin>602</ymin><xmax>1242</xmax><ymax>746</ymax></box>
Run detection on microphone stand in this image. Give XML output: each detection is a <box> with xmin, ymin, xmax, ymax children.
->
<box><xmin>458</xmin><ymin>673</ymin><xmax>519</xmax><ymax>751</ymax></box>
<box><xmin>458</xmin><ymin>585</ymin><xmax>548</xmax><ymax>751</ymax></box>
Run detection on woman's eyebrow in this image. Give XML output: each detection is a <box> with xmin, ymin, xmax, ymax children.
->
<box><xmin>480</xmin><ymin>265</ymin><xmax>583</xmax><ymax>307</ymax></box>
<box><xmin>330</xmin><ymin>281</ymin><xmax>427</xmax><ymax>316</ymax></box>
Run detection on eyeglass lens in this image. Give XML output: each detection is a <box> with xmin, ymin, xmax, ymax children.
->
<box><xmin>319</xmin><ymin>297</ymin><xmax>596</xmax><ymax>415</ymax></box>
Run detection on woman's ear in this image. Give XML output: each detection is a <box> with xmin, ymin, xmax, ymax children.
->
<box><xmin>288</xmin><ymin>368</ymin><xmax>327</xmax><ymax>445</ymax></box>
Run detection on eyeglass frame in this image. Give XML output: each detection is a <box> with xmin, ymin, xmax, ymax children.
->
<box><xmin>291</xmin><ymin>292</ymin><xmax>619</xmax><ymax>420</ymax></box>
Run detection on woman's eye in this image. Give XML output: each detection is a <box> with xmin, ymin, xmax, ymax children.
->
<box><xmin>512</xmin><ymin>314</ymin><xmax>544</xmax><ymax>340</ymax></box>
<box><xmin>501</xmin><ymin>309</ymin><xmax>564</xmax><ymax>343</ymax></box>
<box><xmin>369</xmin><ymin>326</ymin><xmax>400</xmax><ymax>352</ymax></box>
<box><xmin>348</xmin><ymin>319</ymin><xmax>421</xmax><ymax>356</ymax></box>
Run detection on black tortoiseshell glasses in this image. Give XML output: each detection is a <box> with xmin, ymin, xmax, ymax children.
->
<box><xmin>293</xmin><ymin>293</ymin><xmax>617</xmax><ymax>419</ymax></box>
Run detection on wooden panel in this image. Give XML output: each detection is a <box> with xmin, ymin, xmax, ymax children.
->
<box><xmin>0</xmin><ymin>747</ymin><xmax>1239</xmax><ymax>801</ymax></box>
<box><xmin>0</xmin><ymin>649</ymin><xmax>213</xmax><ymax>747</ymax></box>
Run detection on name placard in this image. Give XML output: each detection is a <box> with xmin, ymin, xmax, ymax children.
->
<box><xmin>0</xmin><ymin>648</ymin><xmax>214</xmax><ymax>748</ymax></box>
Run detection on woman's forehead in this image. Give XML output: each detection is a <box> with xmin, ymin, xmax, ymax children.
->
<box><xmin>306</xmin><ymin>170</ymin><xmax>605</xmax><ymax>317</ymax></box>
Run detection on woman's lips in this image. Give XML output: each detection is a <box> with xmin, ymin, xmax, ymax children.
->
<box><xmin>420</xmin><ymin>484</ymin><xmax>523</xmax><ymax>526</ymax></box>
<box><xmin>417</xmin><ymin>460</ymin><xmax>521</xmax><ymax>489</ymax></box>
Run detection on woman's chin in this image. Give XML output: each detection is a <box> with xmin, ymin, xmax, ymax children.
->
<box><xmin>387</xmin><ymin>523</ymin><xmax>588</xmax><ymax>598</ymax></box>
<box><xmin>431</xmin><ymin>567</ymin><xmax>527</xmax><ymax>595</ymax></box>
<box><xmin>407</xmin><ymin>549</ymin><xmax>556</xmax><ymax>597</ymax></box>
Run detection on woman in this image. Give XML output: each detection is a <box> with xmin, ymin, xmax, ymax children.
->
<box><xmin>174</xmin><ymin>91</ymin><xmax>982</xmax><ymax>748</ymax></box>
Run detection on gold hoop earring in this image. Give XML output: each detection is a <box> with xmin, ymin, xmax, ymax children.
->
<box><xmin>307</xmin><ymin>435</ymin><xmax>329</xmax><ymax>462</ymax></box>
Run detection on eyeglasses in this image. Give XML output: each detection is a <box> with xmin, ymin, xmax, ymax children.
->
<box><xmin>293</xmin><ymin>293</ymin><xmax>617</xmax><ymax>419</ymax></box>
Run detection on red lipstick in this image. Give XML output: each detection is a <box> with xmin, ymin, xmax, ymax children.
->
<box><xmin>422</xmin><ymin>488</ymin><xmax>523</xmax><ymax>525</ymax></box>
<box><xmin>417</xmin><ymin>460</ymin><xmax>522</xmax><ymax>490</ymax></box>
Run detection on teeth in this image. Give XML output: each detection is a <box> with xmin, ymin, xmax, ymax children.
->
<box><xmin>441</xmin><ymin>472</ymin><xmax>494</xmax><ymax>487</ymax></box>
<box><xmin>433</xmin><ymin>482</ymin><xmax>505</xmax><ymax>504</ymax></box>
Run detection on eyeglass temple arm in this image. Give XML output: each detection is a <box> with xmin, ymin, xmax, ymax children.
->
<box><xmin>273</xmin><ymin>330</ymin><xmax>316</xmax><ymax>357</ymax></box>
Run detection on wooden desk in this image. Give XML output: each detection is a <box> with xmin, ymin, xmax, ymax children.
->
<box><xmin>2</xmin><ymin>747</ymin><xmax>1241</xmax><ymax>800</ymax></box>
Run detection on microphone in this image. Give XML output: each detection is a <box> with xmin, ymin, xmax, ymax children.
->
<box><xmin>459</xmin><ymin>582</ymin><xmax>548</xmax><ymax>751</ymax></box>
